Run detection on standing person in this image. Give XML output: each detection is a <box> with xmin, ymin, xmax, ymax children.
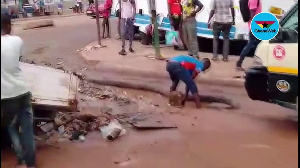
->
<box><xmin>166</xmin><ymin>55</ymin><xmax>211</xmax><ymax>108</ymax></box>
<box><xmin>1</xmin><ymin>14</ymin><xmax>36</xmax><ymax>168</ymax></box>
<box><xmin>119</xmin><ymin>0</ymin><xmax>136</xmax><ymax>56</ymax></box>
<box><xmin>181</xmin><ymin>0</ymin><xmax>203</xmax><ymax>59</ymax></box>
<box><xmin>76</xmin><ymin>0</ymin><xmax>83</xmax><ymax>13</ymax></box>
<box><xmin>167</xmin><ymin>0</ymin><xmax>185</xmax><ymax>50</ymax></box>
<box><xmin>102</xmin><ymin>0</ymin><xmax>112</xmax><ymax>39</ymax></box>
<box><xmin>236</xmin><ymin>0</ymin><xmax>261</xmax><ymax>71</ymax></box>
<box><xmin>208</xmin><ymin>0</ymin><xmax>235</xmax><ymax>62</ymax></box>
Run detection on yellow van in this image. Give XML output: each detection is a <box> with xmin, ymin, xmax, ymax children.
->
<box><xmin>245</xmin><ymin>2</ymin><xmax>298</xmax><ymax>111</ymax></box>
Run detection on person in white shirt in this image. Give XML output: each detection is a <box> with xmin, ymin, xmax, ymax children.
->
<box><xmin>1</xmin><ymin>14</ymin><xmax>36</xmax><ymax>168</ymax></box>
<box><xmin>76</xmin><ymin>0</ymin><xmax>83</xmax><ymax>13</ymax></box>
<box><xmin>119</xmin><ymin>0</ymin><xmax>136</xmax><ymax>55</ymax></box>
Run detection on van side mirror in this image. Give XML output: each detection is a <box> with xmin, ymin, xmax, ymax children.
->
<box><xmin>270</xmin><ymin>27</ymin><xmax>298</xmax><ymax>43</ymax></box>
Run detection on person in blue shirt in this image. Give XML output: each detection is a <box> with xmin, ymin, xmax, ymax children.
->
<box><xmin>166</xmin><ymin>55</ymin><xmax>211</xmax><ymax>108</ymax></box>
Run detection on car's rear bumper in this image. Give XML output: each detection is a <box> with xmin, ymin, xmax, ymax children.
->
<box><xmin>86</xmin><ymin>11</ymin><xmax>95</xmax><ymax>16</ymax></box>
<box><xmin>245</xmin><ymin>66</ymin><xmax>298</xmax><ymax>110</ymax></box>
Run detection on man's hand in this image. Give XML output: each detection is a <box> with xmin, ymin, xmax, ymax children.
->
<box><xmin>169</xmin><ymin>18</ymin><xmax>174</xmax><ymax>27</ymax></box>
<box><xmin>181</xmin><ymin>99</ymin><xmax>186</xmax><ymax>106</ymax></box>
<box><xmin>207</xmin><ymin>22</ymin><xmax>211</xmax><ymax>29</ymax></box>
<box><xmin>130</xmin><ymin>17</ymin><xmax>135</xmax><ymax>21</ymax></box>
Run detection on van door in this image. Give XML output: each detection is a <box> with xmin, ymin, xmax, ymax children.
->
<box><xmin>267</xmin><ymin>4</ymin><xmax>298</xmax><ymax>105</ymax></box>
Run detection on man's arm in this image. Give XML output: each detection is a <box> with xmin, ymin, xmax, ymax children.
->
<box><xmin>167</xmin><ymin>0</ymin><xmax>174</xmax><ymax>26</ymax></box>
<box><xmin>207</xmin><ymin>0</ymin><xmax>215</xmax><ymax>28</ymax></box>
<box><xmin>131</xmin><ymin>0</ymin><xmax>136</xmax><ymax>17</ymax></box>
<box><xmin>249</xmin><ymin>0</ymin><xmax>259</xmax><ymax>20</ymax></box>
<box><xmin>170</xmin><ymin>80</ymin><xmax>179</xmax><ymax>92</ymax></box>
<box><xmin>192</xmin><ymin>70</ymin><xmax>199</xmax><ymax>79</ymax></box>
<box><xmin>193</xmin><ymin>0</ymin><xmax>204</xmax><ymax>14</ymax></box>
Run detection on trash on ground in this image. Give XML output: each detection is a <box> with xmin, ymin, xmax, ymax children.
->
<box><xmin>100</xmin><ymin>119</ymin><xmax>126</xmax><ymax>141</ymax></box>
<box><xmin>76</xmin><ymin>45</ymin><xmax>103</xmax><ymax>52</ymax></box>
<box><xmin>54</xmin><ymin>112</ymin><xmax>110</xmax><ymax>141</ymax></box>
<box><xmin>57</xmin><ymin>61</ymin><xmax>63</xmax><ymax>65</ymax></box>
<box><xmin>72</xmin><ymin>71</ymin><xmax>86</xmax><ymax>80</ymax></box>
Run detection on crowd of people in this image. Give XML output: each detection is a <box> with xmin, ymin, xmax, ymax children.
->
<box><xmin>111</xmin><ymin>0</ymin><xmax>261</xmax><ymax>70</ymax></box>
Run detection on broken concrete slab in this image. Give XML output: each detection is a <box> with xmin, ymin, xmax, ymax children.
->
<box><xmin>20</xmin><ymin>62</ymin><xmax>79</xmax><ymax>111</ymax></box>
<box><xmin>23</xmin><ymin>19</ymin><xmax>54</xmax><ymax>30</ymax></box>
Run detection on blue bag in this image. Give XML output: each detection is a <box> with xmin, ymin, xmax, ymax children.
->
<box><xmin>165</xmin><ymin>31</ymin><xmax>179</xmax><ymax>46</ymax></box>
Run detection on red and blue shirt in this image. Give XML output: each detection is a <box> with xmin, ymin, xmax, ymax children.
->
<box><xmin>170</xmin><ymin>55</ymin><xmax>204</xmax><ymax>74</ymax></box>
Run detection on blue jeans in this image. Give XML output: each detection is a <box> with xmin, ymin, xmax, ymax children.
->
<box><xmin>121</xmin><ymin>18</ymin><xmax>134</xmax><ymax>49</ymax></box>
<box><xmin>236</xmin><ymin>31</ymin><xmax>261</xmax><ymax>67</ymax></box>
<box><xmin>166</xmin><ymin>61</ymin><xmax>198</xmax><ymax>94</ymax></box>
<box><xmin>1</xmin><ymin>92</ymin><xmax>35</xmax><ymax>167</ymax></box>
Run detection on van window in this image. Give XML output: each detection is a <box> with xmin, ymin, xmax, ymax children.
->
<box><xmin>282</xmin><ymin>7</ymin><xmax>298</xmax><ymax>31</ymax></box>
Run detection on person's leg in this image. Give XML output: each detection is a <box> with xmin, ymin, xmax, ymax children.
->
<box><xmin>222</xmin><ymin>23</ymin><xmax>231</xmax><ymax>61</ymax></box>
<box><xmin>166</xmin><ymin>62</ymin><xmax>180</xmax><ymax>92</ymax></box>
<box><xmin>118</xmin><ymin>17</ymin><xmax>121</xmax><ymax>39</ymax></box>
<box><xmin>182</xmin><ymin>20</ymin><xmax>190</xmax><ymax>54</ymax></box>
<box><xmin>78</xmin><ymin>2</ymin><xmax>82</xmax><ymax>13</ymax></box>
<box><xmin>119</xmin><ymin>18</ymin><xmax>127</xmax><ymax>55</ymax></box>
<box><xmin>106</xmin><ymin>17</ymin><xmax>110</xmax><ymax>38</ymax></box>
<box><xmin>236</xmin><ymin>31</ymin><xmax>256</xmax><ymax>70</ymax></box>
<box><xmin>177</xmin><ymin>67</ymin><xmax>201</xmax><ymax>107</ymax></box>
<box><xmin>186</xmin><ymin>18</ymin><xmax>199</xmax><ymax>59</ymax></box>
<box><xmin>172</xmin><ymin>16</ymin><xmax>180</xmax><ymax>50</ymax></box>
<box><xmin>212</xmin><ymin>22</ymin><xmax>222</xmax><ymax>60</ymax></box>
<box><xmin>178</xmin><ymin>17</ymin><xmax>186</xmax><ymax>49</ymax></box>
<box><xmin>102</xmin><ymin>17</ymin><xmax>107</xmax><ymax>38</ymax></box>
<box><xmin>1</xmin><ymin>97</ymin><xmax>26</xmax><ymax>166</ymax></box>
<box><xmin>128</xmin><ymin>18</ymin><xmax>135</xmax><ymax>52</ymax></box>
<box><xmin>19</xmin><ymin>93</ymin><xmax>35</xmax><ymax>167</ymax></box>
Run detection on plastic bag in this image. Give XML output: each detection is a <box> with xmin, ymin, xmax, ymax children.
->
<box><xmin>165</xmin><ymin>31</ymin><xmax>179</xmax><ymax>46</ymax></box>
<box><xmin>100</xmin><ymin>119</ymin><xmax>126</xmax><ymax>140</ymax></box>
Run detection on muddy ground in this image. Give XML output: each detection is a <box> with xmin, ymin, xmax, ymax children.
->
<box><xmin>1</xmin><ymin>16</ymin><xmax>298</xmax><ymax>168</ymax></box>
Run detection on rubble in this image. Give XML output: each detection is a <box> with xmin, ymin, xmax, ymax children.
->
<box><xmin>78</xmin><ymin>83</ymin><xmax>132</xmax><ymax>106</ymax></box>
<box><xmin>54</xmin><ymin>112</ymin><xmax>110</xmax><ymax>139</ymax></box>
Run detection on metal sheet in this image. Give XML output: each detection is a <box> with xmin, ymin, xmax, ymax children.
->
<box><xmin>20</xmin><ymin>62</ymin><xmax>79</xmax><ymax>110</ymax></box>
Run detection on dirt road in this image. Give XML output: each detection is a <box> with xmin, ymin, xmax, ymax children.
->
<box><xmin>1</xmin><ymin>16</ymin><xmax>298</xmax><ymax>168</ymax></box>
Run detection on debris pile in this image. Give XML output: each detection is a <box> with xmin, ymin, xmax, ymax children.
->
<box><xmin>54</xmin><ymin>112</ymin><xmax>110</xmax><ymax>140</ymax></box>
<box><xmin>78</xmin><ymin>84</ymin><xmax>131</xmax><ymax>106</ymax></box>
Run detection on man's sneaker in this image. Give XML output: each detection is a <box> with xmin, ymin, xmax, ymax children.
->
<box><xmin>212</xmin><ymin>57</ymin><xmax>218</xmax><ymax>61</ymax></box>
<box><xmin>222</xmin><ymin>58</ymin><xmax>229</xmax><ymax>62</ymax></box>
<box><xmin>236</xmin><ymin>67</ymin><xmax>245</xmax><ymax>71</ymax></box>
<box><xmin>119</xmin><ymin>49</ymin><xmax>127</xmax><ymax>56</ymax></box>
<box><xmin>129</xmin><ymin>47</ymin><xmax>135</xmax><ymax>53</ymax></box>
